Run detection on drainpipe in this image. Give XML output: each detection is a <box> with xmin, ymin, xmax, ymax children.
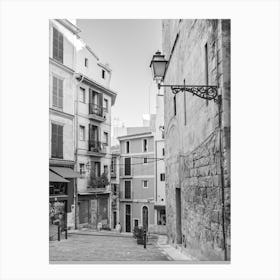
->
<box><xmin>74</xmin><ymin>73</ymin><xmax>84</xmax><ymax>229</ymax></box>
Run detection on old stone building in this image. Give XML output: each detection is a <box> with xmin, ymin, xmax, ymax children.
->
<box><xmin>49</xmin><ymin>19</ymin><xmax>81</xmax><ymax>233</ymax></box>
<box><xmin>162</xmin><ymin>19</ymin><xmax>230</xmax><ymax>260</ymax></box>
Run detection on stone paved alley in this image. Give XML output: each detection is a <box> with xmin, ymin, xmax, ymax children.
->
<box><xmin>49</xmin><ymin>231</ymin><xmax>193</xmax><ymax>263</ymax></box>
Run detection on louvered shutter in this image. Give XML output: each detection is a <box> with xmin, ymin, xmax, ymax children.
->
<box><xmin>58</xmin><ymin>79</ymin><xmax>63</xmax><ymax>108</ymax></box>
<box><xmin>57</xmin><ymin>125</ymin><xmax>63</xmax><ymax>158</ymax></box>
<box><xmin>124</xmin><ymin>157</ymin><xmax>131</xmax><ymax>176</ymax></box>
<box><xmin>52</xmin><ymin>76</ymin><xmax>58</xmax><ymax>107</ymax></box>
<box><xmin>51</xmin><ymin>124</ymin><xmax>57</xmax><ymax>157</ymax></box>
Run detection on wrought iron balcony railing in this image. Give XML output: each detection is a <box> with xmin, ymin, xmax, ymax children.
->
<box><xmin>89</xmin><ymin>103</ymin><xmax>104</xmax><ymax>117</ymax></box>
<box><xmin>88</xmin><ymin>140</ymin><xmax>106</xmax><ymax>153</ymax></box>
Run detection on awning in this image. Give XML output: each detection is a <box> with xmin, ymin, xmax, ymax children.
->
<box><xmin>49</xmin><ymin>170</ymin><xmax>69</xmax><ymax>183</ymax></box>
<box><xmin>50</xmin><ymin>167</ymin><xmax>80</xmax><ymax>178</ymax></box>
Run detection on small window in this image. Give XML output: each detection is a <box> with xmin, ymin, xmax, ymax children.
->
<box><xmin>160</xmin><ymin>173</ymin><xmax>165</xmax><ymax>181</ymax></box>
<box><xmin>104</xmin><ymin>99</ymin><xmax>108</xmax><ymax>111</ymax></box>
<box><xmin>143</xmin><ymin>139</ymin><xmax>148</xmax><ymax>152</ymax></box>
<box><xmin>104</xmin><ymin>165</ymin><xmax>108</xmax><ymax>174</ymax></box>
<box><xmin>162</xmin><ymin>148</ymin><xmax>165</xmax><ymax>156</ymax></box>
<box><xmin>143</xmin><ymin>180</ymin><xmax>148</xmax><ymax>188</ymax></box>
<box><xmin>134</xmin><ymin>219</ymin><xmax>139</xmax><ymax>227</ymax></box>
<box><xmin>79</xmin><ymin>125</ymin><xmax>85</xmax><ymax>141</ymax></box>
<box><xmin>79</xmin><ymin>87</ymin><xmax>85</xmax><ymax>103</ymax></box>
<box><xmin>126</xmin><ymin>141</ymin><xmax>130</xmax><ymax>153</ymax></box>
<box><xmin>104</xmin><ymin>132</ymin><xmax>109</xmax><ymax>145</ymax></box>
<box><xmin>79</xmin><ymin>163</ymin><xmax>86</xmax><ymax>175</ymax></box>
<box><xmin>143</xmin><ymin>158</ymin><xmax>148</xmax><ymax>164</ymax></box>
<box><xmin>102</xmin><ymin>69</ymin><xmax>105</xmax><ymax>79</ymax></box>
<box><xmin>85</xmin><ymin>58</ymin><xmax>88</xmax><ymax>67</ymax></box>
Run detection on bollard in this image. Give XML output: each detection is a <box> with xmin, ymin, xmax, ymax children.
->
<box><xmin>58</xmin><ymin>225</ymin><xmax>61</xmax><ymax>241</ymax></box>
<box><xmin>143</xmin><ymin>229</ymin><xmax>146</xmax><ymax>249</ymax></box>
<box><xmin>65</xmin><ymin>227</ymin><xmax>68</xmax><ymax>239</ymax></box>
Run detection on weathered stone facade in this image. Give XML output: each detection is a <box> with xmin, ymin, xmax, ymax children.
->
<box><xmin>163</xmin><ymin>19</ymin><xmax>230</xmax><ymax>260</ymax></box>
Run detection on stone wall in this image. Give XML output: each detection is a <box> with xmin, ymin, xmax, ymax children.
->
<box><xmin>180</xmin><ymin>129</ymin><xmax>230</xmax><ymax>260</ymax></box>
<box><xmin>162</xmin><ymin>19</ymin><xmax>230</xmax><ymax>261</ymax></box>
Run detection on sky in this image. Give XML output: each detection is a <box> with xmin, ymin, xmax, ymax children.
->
<box><xmin>76</xmin><ymin>19</ymin><xmax>162</xmax><ymax>127</ymax></box>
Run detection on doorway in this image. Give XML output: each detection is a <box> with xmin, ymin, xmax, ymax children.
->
<box><xmin>113</xmin><ymin>211</ymin><xmax>117</xmax><ymax>229</ymax></box>
<box><xmin>175</xmin><ymin>188</ymin><xmax>182</xmax><ymax>244</ymax></box>
<box><xmin>125</xmin><ymin>204</ymin><xmax>131</xmax><ymax>232</ymax></box>
<box><xmin>142</xmin><ymin>206</ymin><xmax>148</xmax><ymax>230</ymax></box>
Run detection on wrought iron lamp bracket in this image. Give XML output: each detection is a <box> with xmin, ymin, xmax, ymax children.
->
<box><xmin>159</xmin><ymin>84</ymin><xmax>219</xmax><ymax>102</ymax></box>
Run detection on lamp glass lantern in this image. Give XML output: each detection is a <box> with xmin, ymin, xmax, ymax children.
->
<box><xmin>150</xmin><ymin>51</ymin><xmax>168</xmax><ymax>83</ymax></box>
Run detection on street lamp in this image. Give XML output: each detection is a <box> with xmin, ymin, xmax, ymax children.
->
<box><xmin>150</xmin><ymin>50</ymin><xmax>219</xmax><ymax>102</ymax></box>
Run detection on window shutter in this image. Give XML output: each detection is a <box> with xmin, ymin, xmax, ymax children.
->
<box><xmin>58</xmin><ymin>79</ymin><xmax>63</xmax><ymax>108</ymax></box>
<box><xmin>124</xmin><ymin>158</ymin><xmax>131</xmax><ymax>176</ymax></box>
<box><xmin>51</xmin><ymin>124</ymin><xmax>57</xmax><ymax>157</ymax></box>
<box><xmin>57</xmin><ymin>125</ymin><xmax>63</xmax><ymax>158</ymax></box>
<box><xmin>52</xmin><ymin>76</ymin><xmax>58</xmax><ymax>107</ymax></box>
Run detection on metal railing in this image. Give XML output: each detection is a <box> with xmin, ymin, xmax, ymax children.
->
<box><xmin>89</xmin><ymin>103</ymin><xmax>104</xmax><ymax>117</ymax></box>
<box><xmin>88</xmin><ymin>140</ymin><xmax>106</xmax><ymax>153</ymax></box>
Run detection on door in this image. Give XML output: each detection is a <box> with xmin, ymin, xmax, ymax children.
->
<box><xmin>113</xmin><ymin>211</ymin><xmax>117</xmax><ymax>229</ymax></box>
<box><xmin>175</xmin><ymin>188</ymin><xmax>182</xmax><ymax>244</ymax></box>
<box><xmin>142</xmin><ymin>206</ymin><xmax>148</xmax><ymax>230</ymax></box>
<box><xmin>79</xmin><ymin>200</ymin><xmax>89</xmax><ymax>225</ymax></box>
<box><xmin>125</xmin><ymin>204</ymin><xmax>131</xmax><ymax>232</ymax></box>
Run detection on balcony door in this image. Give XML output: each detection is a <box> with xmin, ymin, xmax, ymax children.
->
<box><xmin>89</xmin><ymin>89</ymin><xmax>103</xmax><ymax>115</ymax></box>
<box><xmin>89</xmin><ymin>124</ymin><xmax>98</xmax><ymax>141</ymax></box>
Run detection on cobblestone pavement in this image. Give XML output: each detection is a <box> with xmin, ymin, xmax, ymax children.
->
<box><xmin>49</xmin><ymin>232</ymin><xmax>171</xmax><ymax>262</ymax></box>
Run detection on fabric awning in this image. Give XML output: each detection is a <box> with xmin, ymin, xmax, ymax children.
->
<box><xmin>50</xmin><ymin>167</ymin><xmax>80</xmax><ymax>178</ymax></box>
<box><xmin>49</xmin><ymin>170</ymin><xmax>69</xmax><ymax>183</ymax></box>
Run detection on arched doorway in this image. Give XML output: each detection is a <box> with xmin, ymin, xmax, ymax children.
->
<box><xmin>142</xmin><ymin>206</ymin><xmax>148</xmax><ymax>230</ymax></box>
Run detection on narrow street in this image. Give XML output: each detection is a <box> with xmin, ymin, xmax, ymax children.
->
<box><xmin>49</xmin><ymin>231</ymin><xmax>192</xmax><ymax>262</ymax></box>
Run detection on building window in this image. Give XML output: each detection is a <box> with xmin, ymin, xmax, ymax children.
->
<box><xmin>173</xmin><ymin>95</ymin><xmax>177</xmax><ymax>116</ymax></box>
<box><xmin>79</xmin><ymin>163</ymin><xmax>86</xmax><ymax>175</ymax></box>
<box><xmin>124</xmin><ymin>157</ymin><xmax>131</xmax><ymax>176</ymax></box>
<box><xmin>49</xmin><ymin>183</ymin><xmax>66</xmax><ymax>196</ymax></box>
<box><xmin>51</xmin><ymin>123</ymin><xmax>63</xmax><ymax>159</ymax></box>
<box><xmin>162</xmin><ymin>148</ymin><xmax>165</xmax><ymax>156</ymax></box>
<box><xmin>79</xmin><ymin>125</ymin><xmax>85</xmax><ymax>141</ymax></box>
<box><xmin>102</xmin><ymin>69</ymin><xmax>105</xmax><ymax>79</ymax></box>
<box><xmin>134</xmin><ymin>219</ymin><xmax>139</xmax><ymax>227</ymax></box>
<box><xmin>92</xmin><ymin>162</ymin><xmax>101</xmax><ymax>177</ymax></box>
<box><xmin>85</xmin><ymin>58</ymin><xmax>88</xmax><ymax>67</ymax></box>
<box><xmin>53</xmin><ymin>27</ymin><xmax>63</xmax><ymax>63</ymax></box>
<box><xmin>113</xmin><ymin>184</ymin><xmax>117</xmax><ymax>195</ymax></box>
<box><xmin>160</xmin><ymin>173</ymin><xmax>165</xmax><ymax>181</ymax></box>
<box><xmin>143</xmin><ymin>180</ymin><xmax>148</xmax><ymax>188</ymax></box>
<box><xmin>104</xmin><ymin>132</ymin><xmax>109</xmax><ymax>145</ymax></box>
<box><xmin>124</xmin><ymin>181</ymin><xmax>131</xmax><ymax>199</ymax></box>
<box><xmin>104</xmin><ymin>99</ymin><xmax>108</xmax><ymax>111</ymax></box>
<box><xmin>143</xmin><ymin>157</ymin><xmax>148</xmax><ymax>164</ymax></box>
<box><xmin>143</xmin><ymin>139</ymin><xmax>148</xmax><ymax>152</ymax></box>
<box><xmin>79</xmin><ymin>87</ymin><xmax>86</xmax><ymax>103</ymax></box>
<box><xmin>126</xmin><ymin>141</ymin><xmax>130</xmax><ymax>153</ymax></box>
<box><xmin>104</xmin><ymin>165</ymin><xmax>108</xmax><ymax>175</ymax></box>
<box><xmin>52</xmin><ymin>76</ymin><xmax>63</xmax><ymax>108</ymax></box>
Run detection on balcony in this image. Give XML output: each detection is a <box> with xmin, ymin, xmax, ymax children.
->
<box><xmin>87</xmin><ymin>174</ymin><xmax>110</xmax><ymax>194</ymax></box>
<box><xmin>88</xmin><ymin>140</ymin><xmax>107</xmax><ymax>156</ymax></box>
<box><xmin>89</xmin><ymin>103</ymin><xmax>106</xmax><ymax>122</ymax></box>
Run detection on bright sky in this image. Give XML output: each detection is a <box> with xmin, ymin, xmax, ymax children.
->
<box><xmin>76</xmin><ymin>19</ymin><xmax>162</xmax><ymax>127</ymax></box>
